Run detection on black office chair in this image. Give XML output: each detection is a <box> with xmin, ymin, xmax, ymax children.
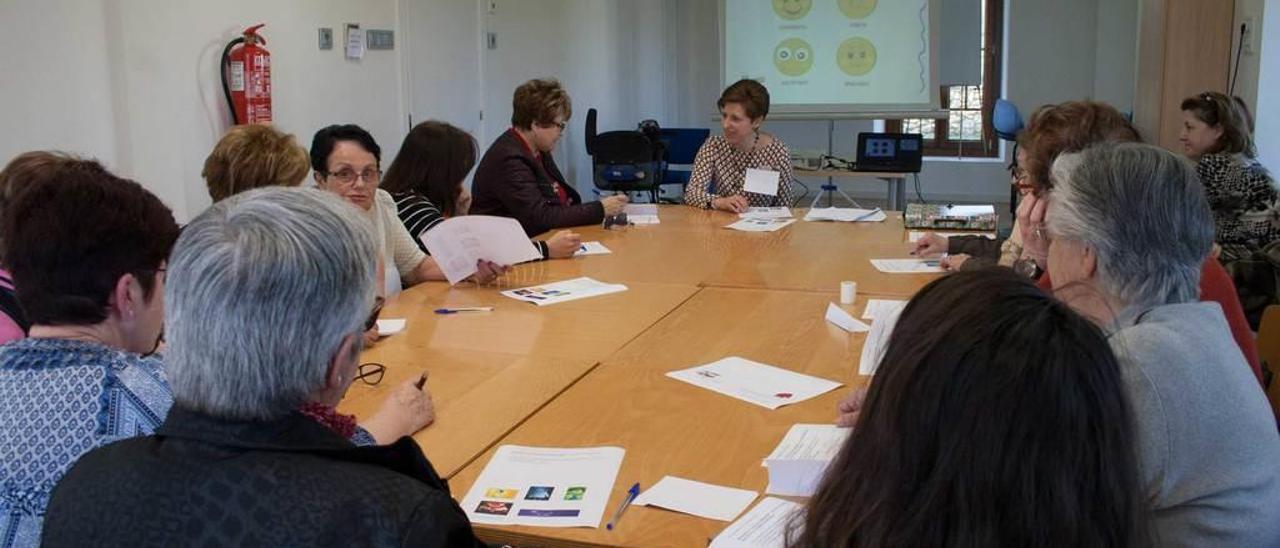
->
<box><xmin>584</xmin><ymin>108</ymin><xmax>665</xmax><ymax>203</ymax></box>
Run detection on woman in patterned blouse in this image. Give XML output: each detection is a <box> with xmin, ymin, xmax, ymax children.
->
<box><xmin>1179</xmin><ymin>91</ymin><xmax>1279</xmax><ymax>261</ymax></box>
<box><xmin>683</xmin><ymin>79</ymin><xmax>798</xmax><ymax>212</ymax></box>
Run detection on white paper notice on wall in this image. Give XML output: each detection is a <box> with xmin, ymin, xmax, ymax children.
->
<box><xmin>743</xmin><ymin>168</ymin><xmax>780</xmax><ymax>196</ymax></box>
<box><xmin>345</xmin><ymin>24</ymin><xmax>365</xmax><ymax>59</ymax></box>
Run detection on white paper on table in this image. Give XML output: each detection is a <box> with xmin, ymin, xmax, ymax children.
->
<box><xmin>907</xmin><ymin>230</ymin><xmax>996</xmax><ymax>242</ymax></box>
<box><xmin>762</xmin><ymin>424</ymin><xmax>850</xmax><ymax>497</ymax></box>
<box><xmin>859</xmin><ymin>303</ymin><xmax>904</xmax><ymax>376</ymax></box>
<box><xmin>667</xmin><ymin>357</ymin><xmax>842</xmax><ymax>410</ymax></box>
<box><xmin>739</xmin><ymin>207</ymin><xmax>794</xmax><ymax>220</ymax></box>
<box><xmin>803</xmin><ymin>207</ymin><xmax>887</xmax><ymax>223</ymax></box>
<box><xmin>824</xmin><ymin>303</ymin><xmax>870</xmax><ymax>333</ymax></box>
<box><xmin>709</xmin><ymin>497</ymin><xmax>804</xmax><ymax>548</ymax></box>
<box><xmin>628</xmin><ymin>215</ymin><xmax>661</xmax><ymax>225</ymax></box>
<box><xmin>743</xmin><ymin>168</ymin><xmax>781</xmax><ymax>196</ymax></box>
<box><xmin>633</xmin><ymin>476</ymin><xmax>758</xmax><ymax>522</ymax></box>
<box><xmin>459</xmin><ymin>445</ymin><xmax>625</xmax><ymax>528</ymax></box>
<box><xmin>500</xmin><ymin>277</ymin><xmax>628</xmax><ymax>307</ymax></box>
<box><xmin>574</xmin><ymin>241</ymin><xmax>612</xmax><ymax>256</ymax></box>
<box><xmin>344</xmin><ymin>24</ymin><xmax>365</xmax><ymax>59</ymax></box>
<box><xmin>421</xmin><ymin>216</ymin><xmax>543</xmax><ymax>284</ymax></box>
<box><xmin>375</xmin><ymin>318</ymin><xmax>406</xmax><ymax>337</ymax></box>
<box><xmin>624</xmin><ymin>204</ymin><xmax>660</xmax><ymax>225</ymax></box>
<box><xmin>726</xmin><ymin>218</ymin><xmax>796</xmax><ymax>232</ymax></box>
<box><xmin>862</xmin><ymin>299</ymin><xmax>908</xmax><ymax>320</ymax></box>
<box><xmin>870</xmin><ymin>258</ymin><xmax>945</xmax><ymax>274</ymax></box>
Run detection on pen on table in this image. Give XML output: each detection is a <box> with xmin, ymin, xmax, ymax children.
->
<box><xmin>414</xmin><ymin>371</ymin><xmax>429</xmax><ymax>390</ymax></box>
<box><xmin>433</xmin><ymin>306</ymin><xmax>494</xmax><ymax>315</ymax></box>
<box><xmin>853</xmin><ymin>207</ymin><xmax>882</xmax><ymax>222</ymax></box>
<box><xmin>605</xmin><ymin>482</ymin><xmax>641</xmax><ymax>531</ymax></box>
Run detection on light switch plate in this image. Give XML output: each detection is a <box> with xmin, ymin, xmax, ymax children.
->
<box><xmin>319</xmin><ymin>28</ymin><xmax>333</xmax><ymax>50</ymax></box>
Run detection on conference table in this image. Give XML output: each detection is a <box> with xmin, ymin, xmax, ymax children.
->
<box><xmin>338</xmin><ymin>205</ymin><xmax>946</xmax><ymax>546</ymax></box>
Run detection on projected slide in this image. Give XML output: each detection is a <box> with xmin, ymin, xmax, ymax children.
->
<box><xmin>724</xmin><ymin>0</ymin><xmax>932</xmax><ymax>110</ymax></box>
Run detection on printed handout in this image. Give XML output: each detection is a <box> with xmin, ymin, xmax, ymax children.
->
<box><xmin>459</xmin><ymin>445</ymin><xmax>625</xmax><ymax>528</ymax></box>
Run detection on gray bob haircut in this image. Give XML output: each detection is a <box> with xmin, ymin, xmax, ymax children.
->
<box><xmin>164</xmin><ymin>186</ymin><xmax>377</xmax><ymax>420</ymax></box>
<box><xmin>1047</xmin><ymin>142</ymin><xmax>1213</xmax><ymax>308</ymax></box>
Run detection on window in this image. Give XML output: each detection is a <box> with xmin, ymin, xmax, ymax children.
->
<box><xmin>885</xmin><ymin>0</ymin><xmax>1003</xmax><ymax>158</ymax></box>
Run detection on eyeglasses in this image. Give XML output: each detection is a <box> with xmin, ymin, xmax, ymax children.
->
<box><xmin>540</xmin><ymin>121</ymin><xmax>567</xmax><ymax>131</ymax></box>
<box><xmin>324</xmin><ymin>168</ymin><xmax>381</xmax><ymax>186</ymax></box>
<box><xmin>363</xmin><ymin>296</ymin><xmax>385</xmax><ymax>332</ymax></box>
<box><xmin>354</xmin><ymin>362</ymin><xmax>386</xmax><ymax>385</ymax></box>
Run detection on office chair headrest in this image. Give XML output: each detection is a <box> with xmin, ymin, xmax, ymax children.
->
<box><xmin>993</xmin><ymin>99</ymin><xmax>1023</xmax><ymax>141</ymax></box>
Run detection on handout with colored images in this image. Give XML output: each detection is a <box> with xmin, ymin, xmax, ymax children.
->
<box><xmin>460</xmin><ymin>445</ymin><xmax>625</xmax><ymax>528</ymax></box>
<box><xmin>420</xmin><ymin>215</ymin><xmax>542</xmax><ymax>284</ymax></box>
<box><xmin>709</xmin><ymin>497</ymin><xmax>804</xmax><ymax>548</ymax></box>
<box><xmin>762</xmin><ymin>424</ymin><xmax>851</xmax><ymax>497</ymax></box>
<box><xmin>738</xmin><ymin>207</ymin><xmax>794</xmax><ymax>220</ymax></box>
<box><xmin>859</xmin><ymin>302</ymin><xmax>905</xmax><ymax>376</ymax></box>
<box><xmin>726</xmin><ymin>218</ymin><xmax>797</xmax><ymax>232</ymax></box>
<box><xmin>666</xmin><ymin>357</ymin><xmax>842</xmax><ymax>410</ymax></box>
<box><xmin>500</xmin><ymin>277</ymin><xmax>628</xmax><ymax>306</ymax></box>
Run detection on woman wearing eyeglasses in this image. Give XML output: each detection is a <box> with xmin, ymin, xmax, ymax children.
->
<box><xmin>911</xmin><ymin>147</ymin><xmax>1032</xmax><ymax>271</ymax></box>
<box><xmin>471</xmin><ymin>78</ymin><xmax>628</xmax><ymax>236</ymax></box>
<box><xmin>311</xmin><ymin>124</ymin><xmax>506</xmax><ymax>298</ymax></box>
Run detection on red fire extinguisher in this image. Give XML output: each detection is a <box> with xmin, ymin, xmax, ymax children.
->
<box><xmin>220</xmin><ymin>24</ymin><xmax>272</xmax><ymax>125</ymax></box>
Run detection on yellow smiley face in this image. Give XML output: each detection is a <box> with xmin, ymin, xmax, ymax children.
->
<box><xmin>837</xmin><ymin>0</ymin><xmax>878</xmax><ymax>19</ymax></box>
<box><xmin>772</xmin><ymin>0</ymin><xmax>812</xmax><ymax>20</ymax></box>
<box><xmin>836</xmin><ymin>37</ymin><xmax>877</xmax><ymax>76</ymax></box>
<box><xmin>774</xmin><ymin>38</ymin><xmax>814</xmax><ymax>77</ymax></box>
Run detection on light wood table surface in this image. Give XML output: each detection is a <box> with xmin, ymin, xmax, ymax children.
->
<box><xmin>514</xmin><ymin>205</ymin><xmax>940</xmax><ymax>296</ymax></box>
<box><xmin>450</xmin><ymin>288</ymin><xmax>888</xmax><ymax>547</ymax></box>
<box><xmin>337</xmin><ymin>280</ymin><xmax>700</xmax><ymax>478</ymax></box>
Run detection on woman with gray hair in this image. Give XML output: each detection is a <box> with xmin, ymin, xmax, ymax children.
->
<box><xmin>1042</xmin><ymin>142</ymin><xmax>1280</xmax><ymax>547</ymax></box>
<box><xmin>42</xmin><ymin>187</ymin><xmax>482</xmax><ymax>546</ymax></box>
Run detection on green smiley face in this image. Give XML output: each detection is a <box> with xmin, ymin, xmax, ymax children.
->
<box><xmin>836</xmin><ymin>37</ymin><xmax>877</xmax><ymax>76</ymax></box>
<box><xmin>772</xmin><ymin>0</ymin><xmax>812</xmax><ymax>20</ymax></box>
<box><xmin>774</xmin><ymin>38</ymin><xmax>814</xmax><ymax>77</ymax></box>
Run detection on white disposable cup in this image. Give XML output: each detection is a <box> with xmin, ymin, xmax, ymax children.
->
<box><xmin>840</xmin><ymin>281</ymin><xmax>857</xmax><ymax>304</ymax></box>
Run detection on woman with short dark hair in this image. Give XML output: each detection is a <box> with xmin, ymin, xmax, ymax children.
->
<box><xmin>381</xmin><ymin>120</ymin><xmax>582</xmax><ymax>259</ymax></box>
<box><xmin>471</xmin><ymin>78</ymin><xmax>627</xmax><ymax>236</ymax></box>
<box><xmin>795</xmin><ymin>269</ymin><xmax>1147</xmax><ymax>548</ymax></box>
<box><xmin>683</xmin><ymin>79</ymin><xmax>797</xmax><ymax>212</ymax></box>
<box><xmin>0</xmin><ymin>158</ymin><xmax>180</xmax><ymax>547</ymax></box>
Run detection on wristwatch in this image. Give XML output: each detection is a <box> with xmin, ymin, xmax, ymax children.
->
<box><xmin>1013</xmin><ymin>257</ymin><xmax>1044</xmax><ymax>280</ymax></box>
<box><xmin>706</xmin><ymin>195</ymin><xmax>717</xmax><ymax>209</ymax></box>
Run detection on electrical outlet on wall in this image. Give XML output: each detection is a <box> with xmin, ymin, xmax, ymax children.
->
<box><xmin>1241</xmin><ymin>16</ymin><xmax>1257</xmax><ymax>56</ymax></box>
<box><xmin>488</xmin><ymin>1</ymin><xmax>497</xmax><ymax>15</ymax></box>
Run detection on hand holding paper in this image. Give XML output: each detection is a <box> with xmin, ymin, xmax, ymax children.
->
<box><xmin>421</xmin><ymin>216</ymin><xmax>541</xmax><ymax>284</ymax></box>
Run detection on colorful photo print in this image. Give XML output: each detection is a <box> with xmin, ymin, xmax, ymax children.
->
<box><xmin>483</xmin><ymin>487</ymin><xmax>518</xmax><ymax>499</ymax></box>
<box><xmin>564</xmin><ymin>486</ymin><xmax>587</xmax><ymax>500</ymax></box>
<box><xmin>524</xmin><ymin>485</ymin><xmax>555</xmax><ymax>500</ymax></box>
<box><xmin>475</xmin><ymin>500</ymin><xmax>513</xmax><ymax>516</ymax></box>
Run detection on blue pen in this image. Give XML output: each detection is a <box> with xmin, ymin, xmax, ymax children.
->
<box><xmin>605</xmin><ymin>482</ymin><xmax>641</xmax><ymax>531</ymax></box>
<box><xmin>433</xmin><ymin>306</ymin><xmax>494</xmax><ymax>314</ymax></box>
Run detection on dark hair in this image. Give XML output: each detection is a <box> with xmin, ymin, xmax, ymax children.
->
<box><xmin>717</xmin><ymin>79</ymin><xmax>771</xmax><ymax>120</ymax></box>
<box><xmin>380</xmin><ymin>121</ymin><xmax>478</xmax><ymax>217</ymax></box>
<box><xmin>1016</xmin><ymin>101</ymin><xmax>1141</xmax><ymax>194</ymax></box>
<box><xmin>3</xmin><ymin>158</ymin><xmax>179</xmax><ymax>325</ymax></box>
<box><xmin>0</xmin><ymin>151</ymin><xmax>79</xmax><ymax>261</ymax></box>
<box><xmin>309</xmin><ymin>124</ymin><xmax>382</xmax><ymax>174</ymax></box>
<box><xmin>511</xmin><ymin>78</ymin><xmax>573</xmax><ymax>129</ymax></box>
<box><xmin>1180</xmin><ymin>91</ymin><xmax>1255</xmax><ymax>157</ymax></box>
<box><xmin>791</xmin><ymin>269</ymin><xmax>1147</xmax><ymax>548</ymax></box>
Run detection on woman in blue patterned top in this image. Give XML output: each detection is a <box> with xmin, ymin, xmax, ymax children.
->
<box><xmin>0</xmin><ymin>157</ymin><xmax>179</xmax><ymax>548</ymax></box>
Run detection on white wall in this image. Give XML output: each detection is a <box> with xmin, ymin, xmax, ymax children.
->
<box><xmin>1093</xmin><ymin>0</ymin><xmax>1139</xmax><ymax>113</ymax></box>
<box><xmin>1254</xmin><ymin>0</ymin><xmax>1279</xmax><ymax>167</ymax></box>
<box><xmin>1234</xmin><ymin>0</ymin><xmax>1267</xmax><ymax>113</ymax></box>
<box><xmin>0</xmin><ymin>0</ymin><xmax>407</xmax><ymax>222</ymax></box>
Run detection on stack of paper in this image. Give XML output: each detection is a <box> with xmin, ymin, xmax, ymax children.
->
<box><xmin>500</xmin><ymin>277</ymin><xmax>628</xmax><ymax>306</ymax></box>
<box><xmin>459</xmin><ymin>445</ymin><xmax>625</xmax><ymax>528</ymax></box>
<box><xmin>421</xmin><ymin>216</ymin><xmax>543</xmax><ymax>284</ymax></box>
<box><xmin>803</xmin><ymin>207</ymin><xmax>887</xmax><ymax>223</ymax></box>
<box><xmin>709</xmin><ymin>497</ymin><xmax>804</xmax><ymax>548</ymax></box>
<box><xmin>763</xmin><ymin>424</ymin><xmax>851</xmax><ymax>497</ymax></box>
<box><xmin>574</xmin><ymin>241</ymin><xmax>612</xmax><ymax>256</ymax></box>
<box><xmin>634</xmin><ymin>476</ymin><xmax>758</xmax><ymax>522</ymax></box>
<box><xmin>859</xmin><ymin>303</ymin><xmax>905</xmax><ymax>376</ymax></box>
<box><xmin>739</xmin><ymin>207</ymin><xmax>794</xmax><ymax>220</ymax></box>
<box><xmin>869</xmin><ymin>258</ymin><xmax>944</xmax><ymax>274</ymax></box>
<box><xmin>907</xmin><ymin>230</ymin><xmax>996</xmax><ymax>242</ymax></box>
<box><xmin>667</xmin><ymin>357</ymin><xmax>842</xmax><ymax>410</ymax></box>
<box><xmin>725</xmin><ymin>218</ymin><xmax>797</xmax><ymax>232</ymax></box>
<box><xmin>624</xmin><ymin>204</ymin><xmax>660</xmax><ymax>225</ymax></box>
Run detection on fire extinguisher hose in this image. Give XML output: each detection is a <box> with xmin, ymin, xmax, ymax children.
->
<box><xmin>220</xmin><ymin>36</ymin><xmax>246</xmax><ymax>126</ymax></box>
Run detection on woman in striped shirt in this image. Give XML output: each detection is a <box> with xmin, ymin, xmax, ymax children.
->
<box><xmin>382</xmin><ymin>120</ymin><xmax>582</xmax><ymax>259</ymax></box>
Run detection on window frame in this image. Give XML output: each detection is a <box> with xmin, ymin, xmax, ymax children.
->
<box><xmin>885</xmin><ymin>0</ymin><xmax>1004</xmax><ymax>159</ymax></box>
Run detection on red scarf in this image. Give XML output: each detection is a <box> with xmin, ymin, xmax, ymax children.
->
<box><xmin>511</xmin><ymin>128</ymin><xmax>570</xmax><ymax>206</ymax></box>
<box><xmin>299</xmin><ymin>401</ymin><xmax>358</xmax><ymax>439</ymax></box>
